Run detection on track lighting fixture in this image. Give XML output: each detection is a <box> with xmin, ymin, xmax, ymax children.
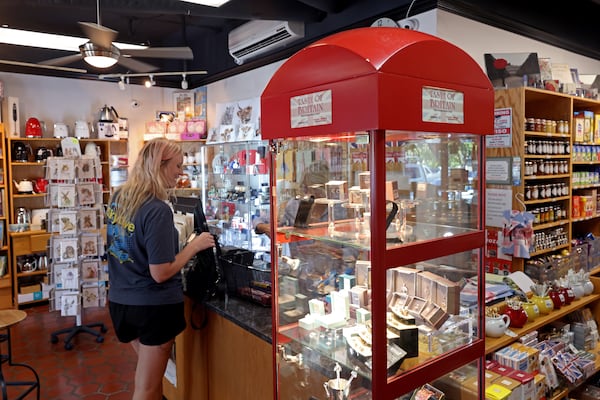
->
<box><xmin>99</xmin><ymin>70</ymin><xmax>207</xmax><ymax>89</ymax></box>
<box><xmin>118</xmin><ymin>76</ymin><xmax>126</xmax><ymax>91</ymax></box>
<box><xmin>181</xmin><ymin>73</ymin><xmax>188</xmax><ymax>90</ymax></box>
<box><xmin>144</xmin><ymin>75</ymin><xmax>155</xmax><ymax>88</ymax></box>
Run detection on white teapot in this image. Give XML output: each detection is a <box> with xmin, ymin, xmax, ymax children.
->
<box><xmin>485</xmin><ymin>314</ymin><xmax>510</xmax><ymax>338</ymax></box>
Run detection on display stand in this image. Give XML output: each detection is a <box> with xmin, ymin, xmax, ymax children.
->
<box><xmin>44</xmin><ymin>144</ymin><xmax>108</xmax><ymax>350</ymax></box>
<box><xmin>261</xmin><ymin>27</ymin><xmax>493</xmax><ymax>399</ymax></box>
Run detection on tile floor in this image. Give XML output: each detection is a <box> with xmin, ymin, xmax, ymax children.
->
<box><xmin>1</xmin><ymin>304</ymin><xmax>137</xmax><ymax>400</ymax></box>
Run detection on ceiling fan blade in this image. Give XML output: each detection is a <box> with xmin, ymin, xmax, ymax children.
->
<box><xmin>78</xmin><ymin>22</ymin><xmax>118</xmax><ymax>49</ymax></box>
<box><xmin>117</xmin><ymin>57</ymin><xmax>158</xmax><ymax>73</ymax></box>
<box><xmin>39</xmin><ymin>54</ymin><xmax>83</xmax><ymax>66</ymax></box>
<box><xmin>122</xmin><ymin>47</ymin><xmax>194</xmax><ymax>60</ymax></box>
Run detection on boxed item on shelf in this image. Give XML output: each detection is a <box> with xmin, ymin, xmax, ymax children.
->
<box><xmin>491</xmin><ymin>376</ymin><xmax>521</xmax><ymax>400</ymax></box>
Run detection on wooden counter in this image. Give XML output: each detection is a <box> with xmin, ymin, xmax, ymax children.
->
<box><xmin>163</xmin><ymin>296</ymin><xmax>274</xmax><ymax>400</ymax></box>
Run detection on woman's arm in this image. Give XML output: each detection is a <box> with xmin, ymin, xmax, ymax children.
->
<box><xmin>149</xmin><ymin>232</ymin><xmax>215</xmax><ymax>283</ymax></box>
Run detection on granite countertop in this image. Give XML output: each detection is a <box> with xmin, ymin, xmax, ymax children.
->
<box><xmin>206</xmin><ymin>294</ymin><xmax>273</xmax><ymax>343</ymax></box>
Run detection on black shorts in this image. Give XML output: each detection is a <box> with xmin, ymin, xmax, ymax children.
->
<box><xmin>109</xmin><ymin>302</ymin><xmax>186</xmax><ymax>346</ymax></box>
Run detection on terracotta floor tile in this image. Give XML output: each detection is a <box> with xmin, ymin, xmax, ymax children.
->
<box><xmin>1</xmin><ymin>304</ymin><xmax>137</xmax><ymax>399</ymax></box>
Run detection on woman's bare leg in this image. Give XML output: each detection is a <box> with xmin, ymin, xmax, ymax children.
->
<box><xmin>132</xmin><ymin>338</ymin><xmax>174</xmax><ymax>400</ymax></box>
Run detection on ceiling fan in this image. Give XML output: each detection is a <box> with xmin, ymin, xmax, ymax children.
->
<box><xmin>38</xmin><ymin>0</ymin><xmax>193</xmax><ymax>73</ymax></box>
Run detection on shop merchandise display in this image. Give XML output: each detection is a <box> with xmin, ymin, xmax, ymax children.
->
<box><xmin>260</xmin><ymin>26</ymin><xmax>494</xmax><ymax>399</ymax></box>
<box><xmin>44</xmin><ymin>152</ymin><xmax>108</xmax><ymax>350</ymax></box>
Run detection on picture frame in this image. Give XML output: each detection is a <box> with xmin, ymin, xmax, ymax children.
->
<box><xmin>194</xmin><ymin>86</ymin><xmax>207</xmax><ymax>119</ymax></box>
<box><xmin>484</xmin><ymin>52</ymin><xmax>541</xmax><ymax>88</ymax></box>
<box><xmin>174</xmin><ymin>91</ymin><xmax>194</xmax><ymax>120</ymax></box>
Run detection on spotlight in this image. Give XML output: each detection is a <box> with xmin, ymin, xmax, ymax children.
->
<box><xmin>144</xmin><ymin>75</ymin><xmax>155</xmax><ymax>88</ymax></box>
<box><xmin>118</xmin><ymin>76</ymin><xmax>126</xmax><ymax>91</ymax></box>
<box><xmin>181</xmin><ymin>74</ymin><xmax>188</xmax><ymax>90</ymax></box>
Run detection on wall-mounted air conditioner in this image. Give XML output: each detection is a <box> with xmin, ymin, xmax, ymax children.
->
<box><xmin>228</xmin><ymin>20</ymin><xmax>305</xmax><ymax>65</ymax></box>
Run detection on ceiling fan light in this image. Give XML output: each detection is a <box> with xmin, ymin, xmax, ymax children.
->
<box><xmin>80</xmin><ymin>42</ymin><xmax>119</xmax><ymax>68</ymax></box>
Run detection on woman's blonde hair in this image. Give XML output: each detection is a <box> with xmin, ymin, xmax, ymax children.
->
<box><xmin>109</xmin><ymin>138</ymin><xmax>182</xmax><ymax>223</ymax></box>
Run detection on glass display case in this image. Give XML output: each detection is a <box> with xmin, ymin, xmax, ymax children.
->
<box><xmin>204</xmin><ymin>140</ymin><xmax>270</xmax><ymax>253</ymax></box>
<box><xmin>261</xmin><ymin>28</ymin><xmax>494</xmax><ymax>399</ymax></box>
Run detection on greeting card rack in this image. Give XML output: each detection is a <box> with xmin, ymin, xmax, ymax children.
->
<box><xmin>44</xmin><ymin>151</ymin><xmax>108</xmax><ymax>350</ymax></box>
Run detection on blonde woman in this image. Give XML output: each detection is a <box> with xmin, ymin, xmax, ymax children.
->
<box><xmin>106</xmin><ymin>138</ymin><xmax>214</xmax><ymax>400</ymax></box>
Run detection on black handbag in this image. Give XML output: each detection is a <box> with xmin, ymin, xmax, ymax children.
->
<box><xmin>181</xmin><ymin>199</ymin><xmax>223</xmax><ymax>329</ymax></box>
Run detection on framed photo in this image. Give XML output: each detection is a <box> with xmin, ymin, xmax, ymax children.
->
<box><xmin>58</xmin><ymin>211</ymin><xmax>78</xmax><ymax>235</ymax></box>
<box><xmin>79</xmin><ymin>209</ymin><xmax>98</xmax><ymax>231</ymax></box>
<box><xmin>57</xmin><ymin>184</ymin><xmax>77</xmax><ymax>208</ymax></box>
<box><xmin>77</xmin><ymin>183</ymin><xmax>96</xmax><ymax>206</ymax></box>
<box><xmin>81</xmin><ymin>260</ymin><xmax>100</xmax><ymax>281</ymax></box>
<box><xmin>80</xmin><ymin>234</ymin><xmax>99</xmax><ymax>257</ymax></box>
<box><xmin>484</xmin><ymin>52</ymin><xmax>541</xmax><ymax>88</ymax></box>
<box><xmin>174</xmin><ymin>92</ymin><xmax>194</xmax><ymax>119</ymax></box>
<box><xmin>194</xmin><ymin>86</ymin><xmax>207</xmax><ymax>119</ymax></box>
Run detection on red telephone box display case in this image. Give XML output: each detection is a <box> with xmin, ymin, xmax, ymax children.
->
<box><xmin>261</xmin><ymin>27</ymin><xmax>493</xmax><ymax>399</ymax></box>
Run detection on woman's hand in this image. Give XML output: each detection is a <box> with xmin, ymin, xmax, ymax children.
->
<box><xmin>190</xmin><ymin>232</ymin><xmax>215</xmax><ymax>252</ymax></box>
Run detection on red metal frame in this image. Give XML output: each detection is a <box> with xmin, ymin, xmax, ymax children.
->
<box><xmin>262</xmin><ymin>26</ymin><xmax>493</xmax><ymax>399</ymax></box>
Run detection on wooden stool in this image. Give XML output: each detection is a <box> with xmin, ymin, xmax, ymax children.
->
<box><xmin>0</xmin><ymin>310</ymin><xmax>40</xmax><ymax>400</ymax></box>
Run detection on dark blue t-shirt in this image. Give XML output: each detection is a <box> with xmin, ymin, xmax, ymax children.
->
<box><xmin>106</xmin><ymin>197</ymin><xmax>182</xmax><ymax>305</ymax></box>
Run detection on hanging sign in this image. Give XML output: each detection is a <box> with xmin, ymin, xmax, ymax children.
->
<box><xmin>421</xmin><ymin>87</ymin><xmax>464</xmax><ymax>124</ymax></box>
<box><xmin>290</xmin><ymin>89</ymin><xmax>332</xmax><ymax>128</ymax></box>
